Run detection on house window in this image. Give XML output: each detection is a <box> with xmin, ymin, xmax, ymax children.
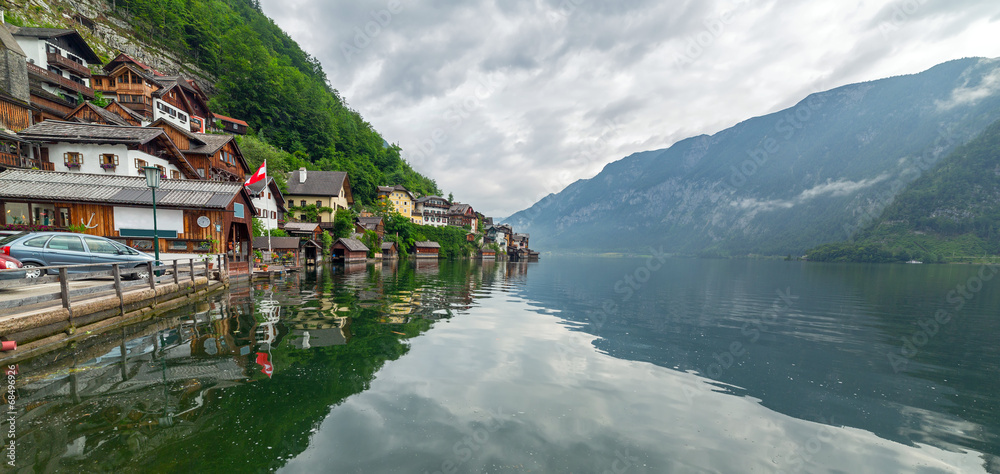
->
<box><xmin>271</xmin><ymin>211</ymin><xmax>276</xmax><ymax>219</ymax></box>
<box><xmin>64</xmin><ymin>152</ymin><xmax>82</xmax><ymax>169</ymax></box>
<box><xmin>131</xmin><ymin>74</ymin><xmax>141</xmax><ymax>84</ymax></box>
<box><xmin>48</xmin><ymin>66</ymin><xmax>62</xmax><ymax>76</ymax></box>
<box><xmin>316</xmin><ymin>201</ymin><xmax>322</xmax><ymax>207</ymax></box>
<box><xmin>100</xmin><ymin>154</ymin><xmax>118</xmax><ymax>170</ymax></box>
<box><xmin>234</xmin><ymin>203</ymin><xmax>245</xmax><ymax>219</ymax></box>
<box><xmin>155</xmin><ymin>165</ymin><xmax>166</xmax><ymax>177</ymax></box>
<box><xmin>300</xmin><ymin>200</ymin><xmax>306</xmax><ymax>207</ymax></box>
<box><xmin>116</xmin><ymin>75</ymin><xmax>125</xmax><ymax>84</ymax></box>
<box><xmin>179</xmin><ymin>113</ymin><xmax>187</xmax><ymax>124</ymax></box>
<box><xmin>197</xmin><ymin>168</ymin><xmax>205</xmax><ymax>177</ymax></box>
<box><xmin>170</xmin><ymin>170</ymin><xmax>180</xmax><ymax>179</ymax></box>
<box><xmin>134</xmin><ymin>158</ymin><xmax>147</xmax><ymax>174</ymax></box>
<box><xmin>168</xmin><ymin>241</ymin><xmax>188</xmax><ymax>251</ymax></box>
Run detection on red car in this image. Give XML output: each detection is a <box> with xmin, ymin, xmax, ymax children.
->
<box><xmin>0</xmin><ymin>253</ymin><xmax>26</xmax><ymax>280</ymax></box>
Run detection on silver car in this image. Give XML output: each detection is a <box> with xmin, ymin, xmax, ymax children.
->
<box><xmin>0</xmin><ymin>232</ymin><xmax>154</xmax><ymax>279</ymax></box>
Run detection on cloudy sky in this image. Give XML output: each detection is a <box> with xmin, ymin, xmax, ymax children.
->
<box><xmin>257</xmin><ymin>0</ymin><xmax>1000</xmax><ymax>217</ymax></box>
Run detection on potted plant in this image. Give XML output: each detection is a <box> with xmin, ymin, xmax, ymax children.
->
<box><xmin>253</xmin><ymin>249</ymin><xmax>263</xmax><ymax>263</ymax></box>
<box><xmin>100</xmin><ymin>163</ymin><xmax>116</xmax><ymax>170</ymax></box>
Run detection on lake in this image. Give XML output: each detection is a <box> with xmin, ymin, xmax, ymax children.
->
<box><xmin>11</xmin><ymin>257</ymin><xmax>1000</xmax><ymax>473</ymax></box>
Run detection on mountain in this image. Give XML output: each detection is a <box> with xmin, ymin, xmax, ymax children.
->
<box><xmin>807</xmin><ymin>116</ymin><xmax>1000</xmax><ymax>263</ymax></box>
<box><xmin>506</xmin><ymin>57</ymin><xmax>1000</xmax><ymax>256</ymax></box>
<box><xmin>3</xmin><ymin>0</ymin><xmax>438</xmax><ymax>203</ymax></box>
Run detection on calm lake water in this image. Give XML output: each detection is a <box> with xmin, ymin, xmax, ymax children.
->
<box><xmin>11</xmin><ymin>257</ymin><xmax>1000</xmax><ymax>473</ymax></box>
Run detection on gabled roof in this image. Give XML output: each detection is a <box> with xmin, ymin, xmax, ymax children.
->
<box><xmin>286</xmin><ymin>170</ymin><xmax>350</xmax><ymax>199</ymax></box>
<box><xmin>6</xmin><ymin>25</ymin><xmax>100</xmax><ymax>62</ymax></box>
<box><xmin>105</xmin><ymin>99</ymin><xmax>147</xmax><ymax>124</ymax></box>
<box><xmin>334</xmin><ymin>238</ymin><xmax>368</xmax><ymax>252</ymax></box>
<box><xmin>416</xmin><ymin>195</ymin><xmax>449</xmax><ymax>205</ymax></box>
<box><xmin>247</xmin><ymin>177</ymin><xmax>285</xmax><ymax>211</ymax></box>
<box><xmin>104</xmin><ymin>52</ymin><xmax>161</xmax><ymax>76</ymax></box>
<box><xmin>381</xmin><ymin>242</ymin><xmax>397</xmax><ymax>251</ymax></box>
<box><xmin>415</xmin><ymin>241</ymin><xmax>441</xmax><ymax>249</ymax></box>
<box><xmin>283</xmin><ymin>222</ymin><xmax>320</xmax><ymax>233</ymax></box>
<box><xmin>213</xmin><ymin>113</ymin><xmax>247</xmax><ymax>127</ymax></box>
<box><xmin>19</xmin><ymin>120</ymin><xmax>166</xmax><ymax>144</ymax></box>
<box><xmin>377</xmin><ymin>184</ymin><xmax>415</xmax><ymax>200</ymax></box>
<box><xmin>17</xmin><ymin>120</ymin><xmax>198</xmax><ymax>178</ymax></box>
<box><xmin>0</xmin><ymin>169</ymin><xmax>253</xmax><ymax>211</ymax></box>
<box><xmin>449</xmin><ymin>203</ymin><xmax>473</xmax><ymax>215</ymax></box>
<box><xmin>65</xmin><ymin>101</ymin><xmax>129</xmax><ymax>126</ymax></box>
<box><xmin>356</xmin><ymin>216</ymin><xmax>383</xmax><ymax>230</ymax></box>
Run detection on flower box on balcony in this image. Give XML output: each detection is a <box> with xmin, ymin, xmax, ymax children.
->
<box><xmin>65</xmin><ymin>162</ymin><xmax>81</xmax><ymax>169</ymax></box>
<box><xmin>100</xmin><ymin>163</ymin><xmax>116</xmax><ymax>170</ymax></box>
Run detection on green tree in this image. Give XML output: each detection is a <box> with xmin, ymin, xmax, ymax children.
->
<box><xmin>332</xmin><ymin>209</ymin><xmax>355</xmax><ymax>240</ymax></box>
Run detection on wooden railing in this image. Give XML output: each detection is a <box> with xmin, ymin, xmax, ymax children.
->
<box><xmin>0</xmin><ymin>152</ymin><xmax>53</xmax><ymax>171</ymax></box>
<box><xmin>26</xmin><ymin>63</ymin><xmax>94</xmax><ymax>98</ymax></box>
<box><xmin>0</xmin><ymin>256</ymin><xmax>227</xmax><ymax>315</ymax></box>
<box><xmin>46</xmin><ymin>51</ymin><xmax>91</xmax><ymax>78</ymax></box>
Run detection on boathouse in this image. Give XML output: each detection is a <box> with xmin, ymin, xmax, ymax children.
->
<box><xmin>414</xmin><ymin>241</ymin><xmax>440</xmax><ymax>259</ymax></box>
<box><xmin>331</xmin><ymin>238</ymin><xmax>368</xmax><ymax>262</ymax></box>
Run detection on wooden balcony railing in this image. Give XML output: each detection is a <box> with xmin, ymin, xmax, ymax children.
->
<box><xmin>0</xmin><ymin>152</ymin><xmax>54</xmax><ymax>171</ymax></box>
<box><xmin>46</xmin><ymin>51</ymin><xmax>91</xmax><ymax>78</ymax></box>
<box><xmin>26</xmin><ymin>63</ymin><xmax>94</xmax><ymax>98</ymax></box>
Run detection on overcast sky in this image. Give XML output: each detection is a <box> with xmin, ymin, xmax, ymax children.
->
<box><xmin>257</xmin><ymin>0</ymin><xmax>1000</xmax><ymax>217</ymax></box>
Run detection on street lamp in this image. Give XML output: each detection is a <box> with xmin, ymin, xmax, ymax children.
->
<box><xmin>142</xmin><ymin>166</ymin><xmax>161</xmax><ymax>267</ymax></box>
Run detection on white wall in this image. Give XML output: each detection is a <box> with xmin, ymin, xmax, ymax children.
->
<box><xmin>44</xmin><ymin>142</ymin><xmax>183</xmax><ymax>179</ymax></box>
<box><xmin>114</xmin><ymin>207</ymin><xmax>185</xmax><ymax>235</ymax></box>
<box><xmin>251</xmin><ymin>194</ymin><xmax>280</xmax><ymax>229</ymax></box>
<box><xmin>153</xmin><ymin>99</ymin><xmax>189</xmax><ymax>129</ymax></box>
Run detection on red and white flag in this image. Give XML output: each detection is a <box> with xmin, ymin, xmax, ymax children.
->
<box><xmin>245</xmin><ymin>160</ymin><xmax>266</xmax><ymax>187</ymax></box>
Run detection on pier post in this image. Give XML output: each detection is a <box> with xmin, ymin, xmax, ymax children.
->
<box><xmin>173</xmin><ymin>260</ymin><xmax>179</xmax><ymax>284</ymax></box>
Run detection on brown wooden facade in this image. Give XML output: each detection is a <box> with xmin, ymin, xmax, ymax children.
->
<box><xmin>104</xmin><ymin>101</ymin><xmax>143</xmax><ymax>126</ymax></box>
<box><xmin>0</xmin><ymin>96</ymin><xmax>33</xmax><ymax>132</ymax></box>
<box><xmin>152</xmin><ymin>120</ymin><xmax>249</xmax><ymax>182</ymax></box>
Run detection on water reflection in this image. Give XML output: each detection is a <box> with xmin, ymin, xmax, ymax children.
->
<box><xmin>9</xmin><ymin>258</ymin><xmax>1000</xmax><ymax>473</ymax></box>
<box><xmin>13</xmin><ymin>261</ymin><xmax>532</xmax><ymax>472</ymax></box>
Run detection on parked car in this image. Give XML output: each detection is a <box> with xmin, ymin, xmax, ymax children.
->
<box><xmin>0</xmin><ymin>232</ymin><xmax>154</xmax><ymax>279</ymax></box>
<box><xmin>0</xmin><ymin>253</ymin><xmax>25</xmax><ymax>280</ymax></box>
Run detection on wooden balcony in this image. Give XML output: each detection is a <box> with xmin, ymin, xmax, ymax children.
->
<box><xmin>26</xmin><ymin>63</ymin><xmax>94</xmax><ymax>99</ymax></box>
<box><xmin>0</xmin><ymin>152</ymin><xmax>54</xmax><ymax>171</ymax></box>
<box><xmin>46</xmin><ymin>51</ymin><xmax>91</xmax><ymax>78</ymax></box>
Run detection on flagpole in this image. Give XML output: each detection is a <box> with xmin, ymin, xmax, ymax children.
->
<box><xmin>266</xmin><ymin>178</ymin><xmax>272</xmax><ymax>263</ymax></box>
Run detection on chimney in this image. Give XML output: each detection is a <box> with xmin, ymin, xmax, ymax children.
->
<box><xmin>299</xmin><ymin>167</ymin><xmax>307</xmax><ymax>183</ymax></box>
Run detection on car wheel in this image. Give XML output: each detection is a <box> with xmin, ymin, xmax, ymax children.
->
<box><xmin>22</xmin><ymin>263</ymin><xmax>41</xmax><ymax>279</ymax></box>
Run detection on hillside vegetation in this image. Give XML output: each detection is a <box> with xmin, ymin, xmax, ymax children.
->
<box><xmin>806</xmin><ymin>117</ymin><xmax>1000</xmax><ymax>263</ymax></box>
<box><xmin>6</xmin><ymin>0</ymin><xmax>438</xmax><ymax>203</ymax></box>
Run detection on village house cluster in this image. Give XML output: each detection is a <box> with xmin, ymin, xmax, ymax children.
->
<box><xmin>0</xmin><ymin>21</ymin><xmax>536</xmax><ymax>267</ymax></box>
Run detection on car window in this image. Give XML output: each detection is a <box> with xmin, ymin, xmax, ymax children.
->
<box><xmin>84</xmin><ymin>237</ymin><xmax>119</xmax><ymax>255</ymax></box>
<box><xmin>112</xmin><ymin>243</ymin><xmax>138</xmax><ymax>255</ymax></box>
<box><xmin>23</xmin><ymin>235</ymin><xmax>52</xmax><ymax>248</ymax></box>
<box><xmin>46</xmin><ymin>235</ymin><xmax>85</xmax><ymax>252</ymax></box>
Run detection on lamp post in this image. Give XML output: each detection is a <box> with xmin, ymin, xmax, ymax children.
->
<box><xmin>143</xmin><ymin>166</ymin><xmax>162</xmax><ymax>267</ymax></box>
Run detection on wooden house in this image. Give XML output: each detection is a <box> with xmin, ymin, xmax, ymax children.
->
<box><xmin>381</xmin><ymin>241</ymin><xmax>398</xmax><ymax>259</ymax></box>
<box><xmin>153</xmin><ymin>75</ymin><xmax>211</xmax><ymax>133</ymax></box>
<box><xmin>448</xmin><ymin>203</ymin><xmax>477</xmax><ymax>232</ymax></box>
<box><xmin>91</xmin><ymin>53</ymin><xmax>162</xmax><ymax>119</ymax></box>
<box><xmin>104</xmin><ymin>99</ymin><xmax>146</xmax><ymax>126</ymax></box>
<box><xmin>212</xmin><ymin>113</ymin><xmax>248</xmax><ymax>135</ymax></box>
<box><xmin>414</xmin><ymin>241</ymin><xmax>440</xmax><ymax>259</ymax></box>
<box><xmin>64</xmin><ymin>101</ymin><xmax>130</xmax><ymax>126</ymax></box>
<box><xmin>16</xmin><ymin>120</ymin><xmax>198</xmax><ymax>179</ymax></box>
<box><xmin>0</xmin><ymin>169</ymin><xmax>256</xmax><ymax>260</ymax></box>
<box><xmin>150</xmin><ymin>118</ymin><xmax>250</xmax><ymax>182</ymax></box>
<box><xmin>283</xmin><ymin>222</ymin><xmax>322</xmax><ymax>240</ymax></box>
<box><xmin>478</xmin><ymin>245</ymin><xmax>496</xmax><ymax>260</ymax></box>
<box><xmin>355</xmin><ymin>216</ymin><xmax>385</xmax><ymax>238</ymax></box>
<box><xmin>331</xmin><ymin>238</ymin><xmax>368</xmax><ymax>262</ymax></box>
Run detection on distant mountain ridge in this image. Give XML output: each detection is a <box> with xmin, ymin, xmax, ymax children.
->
<box><xmin>506</xmin><ymin>57</ymin><xmax>1000</xmax><ymax>256</ymax></box>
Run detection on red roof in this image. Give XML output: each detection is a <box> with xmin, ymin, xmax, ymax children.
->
<box><xmin>213</xmin><ymin>113</ymin><xmax>248</xmax><ymax>127</ymax></box>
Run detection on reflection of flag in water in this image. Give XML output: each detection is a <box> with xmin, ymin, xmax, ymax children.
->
<box><xmin>256</xmin><ymin>352</ymin><xmax>273</xmax><ymax>378</ymax></box>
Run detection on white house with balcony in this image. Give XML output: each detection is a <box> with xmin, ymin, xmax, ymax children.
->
<box><xmin>5</xmin><ymin>25</ymin><xmax>100</xmax><ymax>107</ymax></box>
<box><xmin>153</xmin><ymin>98</ymin><xmax>191</xmax><ymax>130</ymax></box>
<box><xmin>16</xmin><ymin>120</ymin><xmax>199</xmax><ymax>180</ymax></box>
<box><xmin>415</xmin><ymin>195</ymin><xmax>451</xmax><ymax>227</ymax></box>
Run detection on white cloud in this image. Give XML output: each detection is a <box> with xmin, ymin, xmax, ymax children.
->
<box><xmin>734</xmin><ymin>174</ymin><xmax>891</xmax><ymax>212</ymax></box>
<box><xmin>936</xmin><ymin>59</ymin><xmax>1000</xmax><ymax>110</ymax></box>
<box><xmin>258</xmin><ymin>0</ymin><xmax>1000</xmax><ymax>217</ymax></box>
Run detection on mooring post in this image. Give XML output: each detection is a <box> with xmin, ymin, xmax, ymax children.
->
<box><xmin>147</xmin><ymin>261</ymin><xmax>156</xmax><ymax>290</ymax></box>
<box><xmin>112</xmin><ymin>264</ymin><xmax>125</xmax><ymax>315</ymax></box>
<box><xmin>59</xmin><ymin>267</ymin><xmax>73</xmax><ymax>322</ymax></box>
<box><xmin>189</xmin><ymin>259</ymin><xmax>195</xmax><ymax>283</ymax></box>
